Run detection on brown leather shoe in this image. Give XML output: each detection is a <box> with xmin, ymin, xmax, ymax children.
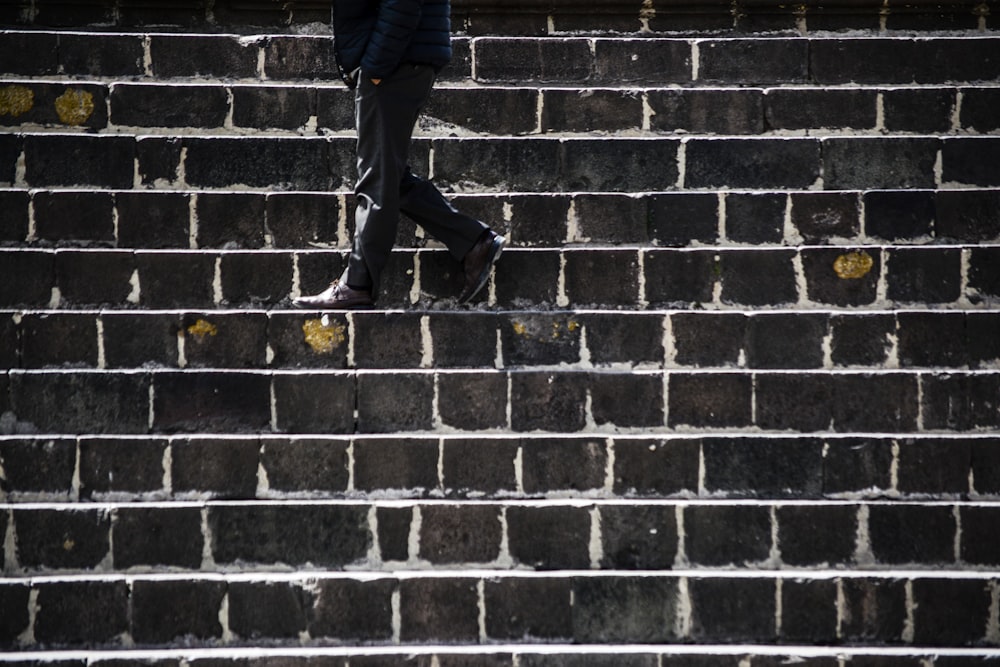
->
<box><xmin>292</xmin><ymin>280</ymin><xmax>374</xmax><ymax>309</ymax></box>
<box><xmin>459</xmin><ymin>230</ymin><xmax>505</xmax><ymax>304</ymax></box>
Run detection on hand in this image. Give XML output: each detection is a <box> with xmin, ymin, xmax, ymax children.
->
<box><xmin>371</xmin><ymin>78</ymin><xmax>382</xmax><ymax>85</ymax></box>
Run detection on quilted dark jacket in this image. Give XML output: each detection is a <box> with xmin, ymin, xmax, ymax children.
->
<box><xmin>332</xmin><ymin>0</ymin><xmax>453</xmax><ymax>86</ymax></box>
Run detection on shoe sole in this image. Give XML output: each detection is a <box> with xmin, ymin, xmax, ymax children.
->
<box><xmin>458</xmin><ymin>234</ymin><xmax>505</xmax><ymax>305</ymax></box>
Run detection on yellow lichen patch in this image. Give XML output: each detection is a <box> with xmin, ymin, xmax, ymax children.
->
<box><xmin>512</xmin><ymin>321</ymin><xmax>527</xmax><ymax>336</ymax></box>
<box><xmin>55</xmin><ymin>88</ymin><xmax>95</xmax><ymax>126</ymax></box>
<box><xmin>186</xmin><ymin>319</ymin><xmax>218</xmax><ymax>340</ymax></box>
<box><xmin>0</xmin><ymin>85</ymin><xmax>34</xmax><ymax>118</ymax></box>
<box><xmin>303</xmin><ymin>318</ymin><xmax>346</xmax><ymax>354</ymax></box>
<box><xmin>63</xmin><ymin>537</ymin><xmax>76</xmax><ymax>551</ymax></box>
<box><xmin>833</xmin><ymin>251</ymin><xmax>875</xmax><ymax>280</ymax></box>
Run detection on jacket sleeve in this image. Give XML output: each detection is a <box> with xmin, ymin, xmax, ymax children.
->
<box><xmin>361</xmin><ymin>0</ymin><xmax>424</xmax><ymax>78</ymax></box>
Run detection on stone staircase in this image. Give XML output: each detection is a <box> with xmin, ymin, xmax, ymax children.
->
<box><xmin>2</xmin><ymin>0</ymin><xmax>1000</xmax><ymax>664</ymax></box>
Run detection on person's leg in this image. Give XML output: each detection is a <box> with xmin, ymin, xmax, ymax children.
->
<box><xmin>400</xmin><ymin>170</ymin><xmax>487</xmax><ymax>262</ymax></box>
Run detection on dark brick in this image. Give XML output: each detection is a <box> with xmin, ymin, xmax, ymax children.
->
<box><xmin>812</xmin><ymin>39</ymin><xmax>915</xmax><ymax>84</ymax></box>
<box><xmin>886</xmin><ymin>247</ymin><xmax>962</xmax><ymax>304</ymax></box>
<box><xmin>688</xmin><ymin>138</ymin><xmax>820</xmax><ymax>189</ymax></box>
<box><xmin>310</xmin><ymin>577</ymin><xmax>395</xmax><ymax>641</ymax></box>
<box><xmin>921</xmin><ymin>373</ymin><xmax>1000</xmax><ymax>431</ymax></box>
<box><xmin>863</xmin><ymin>190</ymin><xmax>935</xmax><ymax>241</ymax></box>
<box><xmin>0</xmin><ymin>582</ymin><xmax>30</xmax><ymax>643</ymax></box>
<box><xmin>179</xmin><ymin>312</ymin><xmax>266</xmax><ymax>369</ymax></box>
<box><xmin>150</xmin><ymin>34</ymin><xmax>258</xmax><ymax>78</ymax></box>
<box><xmin>0</xmin><ymin>190</ymin><xmax>29</xmax><ymax>243</ymax></box>
<box><xmin>830</xmin><ymin>314</ymin><xmax>894</xmax><ymax>367</ymax></box>
<box><xmin>20</xmin><ymin>312</ymin><xmax>98</xmax><ymax>368</ymax></box>
<box><xmin>765</xmin><ymin>88</ymin><xmax>876</xmax><ymax>131</ymax></box>
<box><xmin>972</xmin><ymin>438</ymin><xmax>1000</xmax><ymax>495</ymax></box>
<box><xmin>136</xmin><ymin>251</ymin><xmax>216</xmax><ymax>308</ymax></box>
<box><xmin>525</xmin><ymin>654</ymin><xmax>659</xmax><ymax>667</ymax></box>
<box><xmin>643</xmin><ymin>249</ymin><xmax>716</xmax><ymax>307</ymax></box>
<box><xmin>55</xmin><ymin>249</ymin><xmax>136</xmax><ymax>306</ymax></box>
<box><xmin>522</xmin><ymin>437</ymin><xmax>607</xmax><ymax>495</ymax></box>
<box><xmin>719</xmin><ymin>249</ymin><xmax>798</xmax><ymax>306</ymax></box>
<box><xmin>34</xmin><ymin>580</ymin><xmax>129</xmax><ymax>645</ymax></box>
<box><xmin>746</xmin><ymin>313</ymin><xmax>826</xmax><ymax>369</ymax></box>
<box><xmin>101</xmin><ymin>312</ymin><xmax>178</xmax><ymax>369</ymax></box>
<box><xmin>263</xmin><ymin>36</ymin><xmax>338</xmax><ymax>80</ymax></box>
<box><xmin>840</xmin><ymin>577</ymin><xmax>907</xmax><ymax>643</ymax></box>
<box><xmin>137</xmin><ymin>136</ymin><xmax>182</xmax><ymax>186</ymax></box>
<box><xmin>274</xmin><ymin>372</ymin><xmax>355</xmax><ymax>434</ymax></box>
<box><xmin>573</xmin><ymin>576</ymin><xmax>679</xmax><ymax>643</ymax></box>
<box><xmin>268</xmin><ymin>312</ymin><xmax>349</xmax><ymax>369</ymax></box>
<box><xmin>823</xmin><ymin>438</ymin><xmax>893</xmax><ymax>496</ymax></box>
<box><xmin>561</xmin><ymin>139</ymin><xmax>680</xmax><ymax>192</ymax></box>
<box><xmin>14</xmin><ymin>507</ymin><xmax>111</xmax><ymax>570</ymax></box>
<box><xmin>260</xmin><ymin>437</ymin><xmax>349</xmax><ymax>494</ymax></box>
<box><xmin>11</xmin><ymin>370</ymin><xmax>151</xmax><ymax>434</ymax></box>
<box><xmin>79</xmin><ymin>437</ymin><xmax>168</xmax><ymax>498</ymax></box>
<box><xmin>698</xmin><ymin>39</ymin><xmax>808</xmax><ymax>84</ymax></box>
<box><xmin>883</xmin><ymin>88</ymin><xmax>954</xmax><ymax>133</ymax></box>
<box><xmin>686</xmin><ymin>505</ymin><xmax>772</xmax><ymax>566</ymax></box>
<box><xmin>0</xmin><ymin>315</ymin><xmax>17</xmax><ymax>370</ymax></box>
<box><xmin>171</xmin><ymin>437</ymin><xmax>259</xmax><ymax>498</ymax></box>
<box><xmin>613</xmin><ymin>437</ymin><xmax>700</xmax><ymax>497</ymax></box>
<box><xmin>896</xmin><ymin>438</ymin><xmax>970</xmax><ymax>496</ymax></box>
<box><xmin>542</xmin><ymin>88</ymin><xmax>642</xmax><ymax>133</ymax></box>
<box><xmin>195</xmin><ymin>192</ymin><xmax>266</xmax><ymax>250</ymax></box>
<box><xmin>968</xmin><ymin>313</ymin><xmax>1000</xmax><ymax>369</ymax></box>
<box><xmin>961</xmin><ymin>87</ymin><xmax>1000</xmax><ymax>132</ymax></box>
<box><xmin>912</xmin><ymin>578</ymin><xmax>992</xmax><ymax>646</ymax></box>
<box><xmin>510</xmin><ymin>371</ymin><xmax>587</xmax><ymax>432</ymax></box>
<box><xmin>935</xmin><ymin>189</ymin><xmax>1000</xmax><ymax>242</ymax></box>
<box><xmin>725</xmin><ymin>192</ymin><xmax>785</xmax><ymax>244</ymax></box>
<box><xmin>832</xmin><ymin>373</ymin><xmax>919</xmax><ymax>433</ymax></box>
<box><xmin>647</xmin><ymin>193</ymin><xmax>719</xmax><ymax>247</ymax></box>
<box><xmin>944</xmin><ymin>138</ymin><xmax>1000</xmax><ymax>187</ymax></box>
<box><xmin>960</xmin><ymin>506</ymin><xmax>1000</xmax><ymax>565</ymax></box>
<box><xmin>896</xmin><ymin>311</ymin><xmax>967</xmax><ymax>368</ymax></box>
<box><xmin>474</xmin><ymin>38</ymin><xmax>592</xmax><ymax>83</ymax></box>
<box><xmin>754</xmin><ymin>373</ymin><xmax>834</xmax><ymax>432</ymax></box>
<box><xmin>778</xmin><ymin>505</ymin><xmax>856</xmax><ymax>566</ymax></box>
<box><xmin>420</xmin><ymin>504</ymin><xmax>502</xmax><ymax>564</ymax></box>
<box><xmin>428</xmin><ymin>87</ymin><xmax>536</xmax><ymax>135</ymax></box>
<box><xmin>183</xmin><ymin>137</ymin><xmax>337</xmax><ymax>191</ymax></box>
<box><xmin>780</xmin><ymin>579</ymin><xmax>838</xmax><ymax>643</ymax></box>
<box><xmin>573</xmin><ymin>193</ymin><xmax>648</xmax><ymax>245</ymax></box>
<box><xmin>702</xmin><ymin>437</ymin><xmax>824</xmax><ymax>498</ymax></box>
<box><xmin>593</xmin><ymin>372</ymin><xmax>664</xmax><ymax>428</ymax></box>
<box><xmin>484</xmin><ymin>577</ymin><xmax>572</xmax><ymax>640</ymax></box>
<box><xmin>600</xmin><ymin>504</ymin><xmax>678</xmax><ymax>570</ymax></box>
<box><xmin>111</xmin><ymin>84</ymin><xmax>228</xmax><ymax>129</ymax></box>
<box><xmin>668</xmin><ymin>373</ymin><xmax>752</xmax><ymax>429</ymax></box>
<box><xmin>437</xmin><ymin>372</ymin><xmax>508</xmax><ymax>431</ymax></box>
<box><xmin>222</xmin><ymin>251</ymin><xmax>294</xmax><ymax>305</ymax></box>
<box><xmin>132</xmin><ymin>579</ymin><xmax>226</xmax><ymax>645</ymax></box>
<box><xmin>116</xmin><ymin>192</ymin><xmax>190</xmax><ymax>249</ymax></box>
<box><xmin>823</xmin><ymin>137</ymin><xmax>939</xmax><ymax>190</ymax></box>
<box><xmin>801</xmin><ymin>247</ymin><xmax>880</xmax><ymax>307</ymax></box>
<box><xmin>689</xmin><ymin>577</ymin><xmax>776</xmax><ymax>641</ymax></box>
<box><xmin>356</xmin><ymin>372</ymin><xmax>434</xmax><ymax>433</ymax></box>
<box><xmin>790</xmin><ymin>192</ymin><xmax>860</xmax><ymax>243</ymax></box>
<box><xmin>57</xmin><ymin>33</ymin><xmax>144</xmax><ymax>77</ymax></box>
<box><xmin>399</xmin><ymin>578</ymin><xmax>479</xmax><ymax>642</ymax></box>
<box><xmin>594</xmin><ymin>39</ymin><xmax>691</xmax><ymax>83</ymax></box>
<box><xmin>507</xmin><ymin>505</ymin><xmax>591</xmax><ymax>569</ymax></box>
<box><xmin>354</xmin><ymin>437</ymin><xmax>438</xmax><ymax>493</ymax></box>
<box><xmin>869</xmin><ymin>504</ymin><xmax>956</xmax><ymax>565</ymax></box>
<box><xmin>649</xmin><ymin>89</ymin><xmax>763</xmax><ymax>135</ymax></box>
<box><xmin>352</xmin><ymin>312</ymin><xmax>423</xmax><ymax>369</ymax></box>
<box><xmin>232</xmin><ymin>85</ymin><xmax>315</xmax><ymax>131</ymax></box>
<box><xmin>266</xmin><ymin>192</ymin><xmax>341</xmax><ymax>249</ymax></box>
<box><xmin>0</xmin><ymin>32</ymin><xmax>58</xmax><ymax>75</ymax></box>
<box><xmin>671</xmin><ymin>312</ymin><xmax>745</xmax><ymax>368</ymax></box>
<box><xmin>428</xmin><ymin>313</ymin><xmax>497</xmax><ymax>368</ymax></box>
<box><xmin>432</xmin><ymin>137</ymin><xmax>560</xmax><ymax>192</ymax></box>
<box><xmin>113</xmin><ymin>506</ymin><xmax>203</xmax><ymax>569</ymax></box>
<box><xmin>969</xmin><ymin>247</ymin><xmax>1000</xmax><ymax>297</ymax></box>
<box><xmin>376</xmin><ymin>506</ymin><xmax>412</xmax><ymax>562</ymax></box>
<box><xmin>442</xmin><ymin>437</ymin><xmax>518</xmax><ymax>497</ymax></box>
<box><xmin>229</xmin><ymin>581</ymin><xmax>311</xmax><ymax>641</ymax></box>
<box><xmin>33</xmin><ymin>190</ymin><xmax>115</xmax><ymax>244</ymax></box>
<box><xmin>494</xmin><ymin>249</ymin><xmax>560</xmax><ymax>307</ymax></box>
<box><xmin>0</xmin><ymin>437</ymin><xmax>76</xmax><ymax>496</ymax></box>
<box><xmin>210</xmin><ymin>504</ymin><xmax>370</xmax><ymax>568</ymax></box>
<box><xmin>24</xmin><ymin>134</ymin><xmax>135</xmax><ymax>189</ymax></box>
<box><xmin>152</xmin><ymin>371</ymin><xmax>271</xmax><ymax>433</ymax></box>
<box><xmin>317</xmin><ymin>86</ymin><xmax>360</xmax><ymax>132</ymax></box>
<box><xmin>578</xmin><ymin>313</ymin><xmax>664</xmax><ymax>367</ymax></box>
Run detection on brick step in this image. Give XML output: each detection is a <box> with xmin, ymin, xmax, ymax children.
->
<box><xmin>3</xmin><ymin>368</ymin><xmax>999</xmax><ymax>435</ymax></box>
<box><xmin>4</xmin><ymin>133</ymin><xmax>1000</xmax><ymax>193</ymax></box>
<box><xmin>4</xmin><ymin>499</ymin><xmax>1000</xmax><ymax>574</ymax></box>
<box><xmin>4</xmin><ymin>188</ymin><xmax>1000</xmax><ymax>250</ymax></box>
<box><xmin>4</xmin><ymin>79</ymin><xmax>1000</xmax><ymax>137</ymax></box>
<box><xmin>3</xmin><ymin>246</ymin><xmax>997</xmax><ymax>311</ymax></box>
<box><xmin>1</xmin><ymin>434</ymin><xmax>997</xmax><ymax>503</ymax></box>
<box><xmin>3</xmin><ymin>32</ymin><xmax>1000</xmax><ymax>87</ymax></box>
<box><xmin>1</xmin><ymin>571</ymin><xmax>997</xmax><ymax>650</ymax></box>
<box><xmin>4</xmin><ymin>309</ymin><xmax>1000</xmax><ymax>372</ymax></box>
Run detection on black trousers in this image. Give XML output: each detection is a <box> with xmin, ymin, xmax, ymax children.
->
<box><xmin>341</xmin><ymin>63</ymin><xmax>487</xmax><ymax>294</ymax></box>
